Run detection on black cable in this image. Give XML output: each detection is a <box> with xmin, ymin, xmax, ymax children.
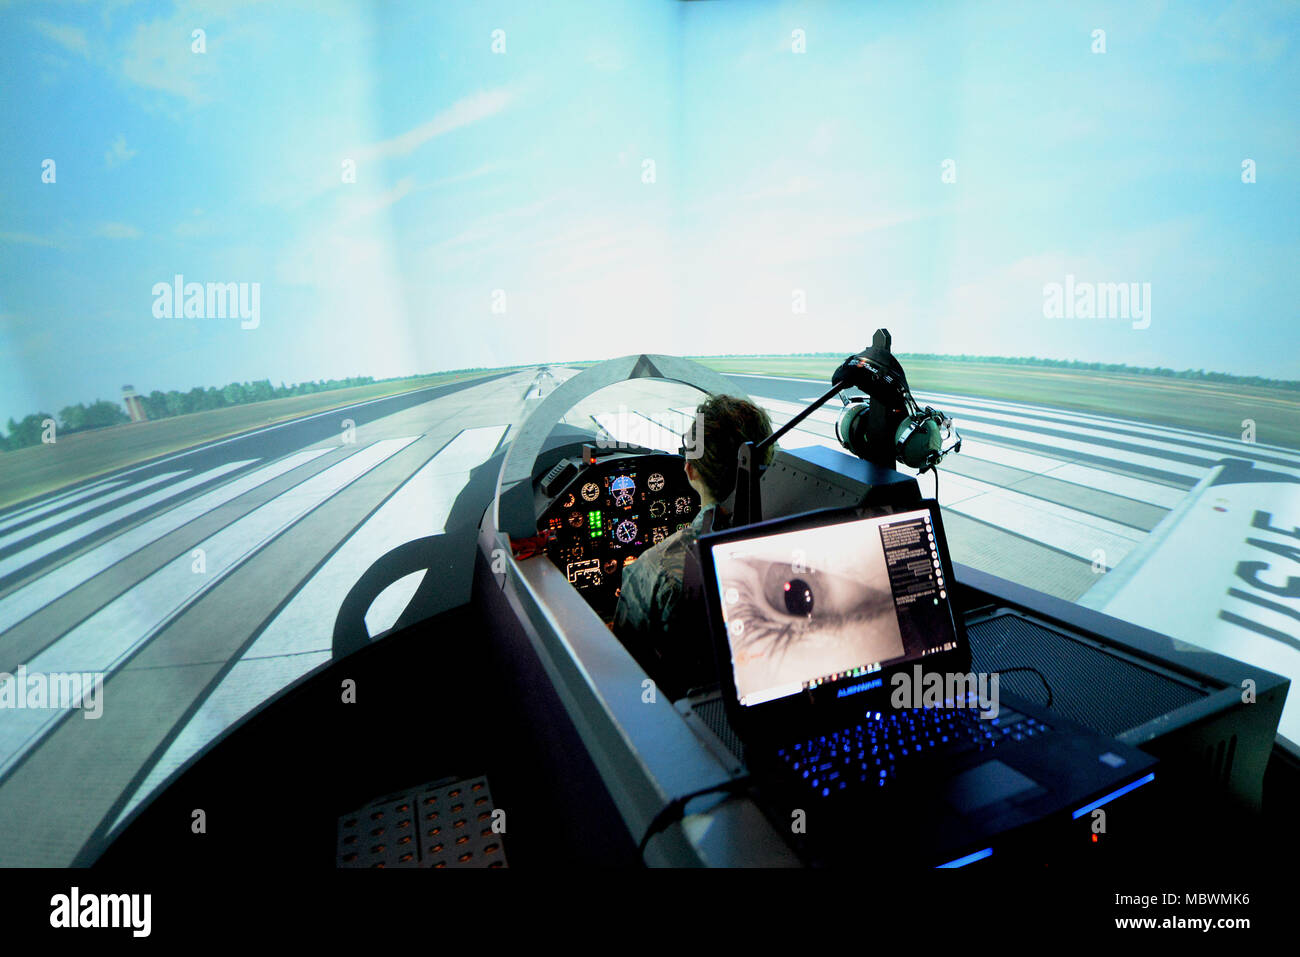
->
<box><xmin>637</xmin><ymin>775</ymin><xmax>753</xmax><ymax>858</ymax></box>
<box><xmin>933</xmin><ymin>466</ymin><xmax>939</xmax><ymax>501</ymax></box>
<box><xmin>990</xmin><ymin>665</ymin><xmax>1053</xmax><ymax>709</ymax></box>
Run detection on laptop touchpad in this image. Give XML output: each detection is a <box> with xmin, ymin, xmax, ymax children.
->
<box><xmin>943</xmin><ymin>760</ymin><xmax>1042</xmax><ymax>814</ymax></box>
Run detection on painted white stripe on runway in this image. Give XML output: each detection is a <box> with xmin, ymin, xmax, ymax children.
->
<box><xmin>0</xmin><ymin>480</ymin><xmax>127</xmax><ymax>534</ymax></box>
<box><xmin>1042</xmin><ymin>463</ymin><xmax>1186</xmax><ymax>509</ymax></box>
<box><xmin>934</xmin><ymin>418</ymin><xmax>1209</xmax><ymax>479</ymax></box>
<box><xmin>106</xmin><ymin>426</ymin><xmax>509</xmax><ymax>829</ymax></box>
<box><xmin>912</xmin><ymin>393</ymin><xmax>1292</xmax><ymax>470</ymax></box>
<box><xmin>79</xmin><ymin>382</ymin><xmax>473</xmax><ymax>482</ymax></box>
<box><xmin>0</xmin><ymin>437</ymin><xmax>418</xmax><ymax>779</ymax></box>
<box><xmin>736</xmin><ymin>397</ymin><xmax>1154</xmax><ymax>558</ymax></box>
<box><xmin>735</xmin><ymin>372</ymin><xmax>1298</xmax><ymax>461</ymax></box>
<box><xmin>757</xmin><ymin>401</ymin><xmax>1187</xmax><ymax>509</ymax></box>
<box><xmin>915</xmin><ymin>389</ymin><xmax>1300</xmax><ymax>465</ymax></box>
<box><xmin>721</xmin><ymin>395</ymin><xmax>1189</xmax><ymax>517</ymax></box>
<box><xmin>937</xmin><ymin>472</ymin><xmax>1144</xmax><ymax>564</ymax></box>
<box><xmin>238</xmin><ymin>426</ymin><xmax>508</xmax><ymax>660</ymax></box>
<box><xmin>0</xmin><ymin>449</ymin><xmax>333</xmax><ymax>635</ymax></box>
<box><xmin>0</xmin><ymin>463</ymin><xmax>252</xmax><ymax>584</ymax></box>
<box><xmin>0</xmin><ymin>471</ymin><xmax>186</xmax><ymax>552</ymax></box>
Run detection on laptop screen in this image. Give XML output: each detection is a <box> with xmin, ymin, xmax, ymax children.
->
<box><xmin>706</xmin><ymin>507</ymin><xmax>960</xmax><ymax>707</ymax></box>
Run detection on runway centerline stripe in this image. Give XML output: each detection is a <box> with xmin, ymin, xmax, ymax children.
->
<box><xmin>0</xmin><ymin>463</ymin><xmax>252</xmax><ymax>586</ymax></box>
<box><xmin>0</xmin><ymin>437</ymin><xmax>417</xmax><ymax>782</ymax></box>
<box><xmin>0</xmin><ymin>448</ymin><xmax>333</xmax><ymax>636</ymax></box>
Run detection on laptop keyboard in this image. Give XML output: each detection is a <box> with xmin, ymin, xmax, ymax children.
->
<box><xmin>777</xmin><ymin>704</ymin><xmax>1053</xmax><ymax>799</ymax></box>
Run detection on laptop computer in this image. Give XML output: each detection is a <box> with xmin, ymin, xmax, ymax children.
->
<box><xmin>696</xmin><ymin>499</ymin><xmax>1159</xmax><ymax>867</ymax></box>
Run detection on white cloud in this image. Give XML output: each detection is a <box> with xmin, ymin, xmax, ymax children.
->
<box><xmin>354</xmin><ymin>89</ymin><xmax>514</xmax><ymax>164</ymax></box>
<box><xmin>31</xmin><ymin>19</ymin><xmax>88</xmax><ymax>57</ymax></box>
<box><xmin>120</xmin><ymin>11</ymin><xmax>216</xmax><ymax>106</ymax></box>
<box><xmin>95</xmin><ymin>222</ymin><xmax>142</xmax><ymax>240</ymax></box>
<box><xmin>0</xmin><ymin>231</ymin><xmax>59</xmax><ymax>248</ymax></box>
<box><xmin>339</xmin><ymin>177</ymin><xmax>415</xmax><ymax>223</ymax></box>
<box><xmin>105</xmin><ymin>133</ymin><xmax>138</xmax><ymax>168</ymax></box>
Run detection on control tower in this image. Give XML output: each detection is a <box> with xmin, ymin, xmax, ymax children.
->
<box><xmin>122</xmin><ymin>385</ymin><xmax>148</xmax><ymax>423</ymax></box>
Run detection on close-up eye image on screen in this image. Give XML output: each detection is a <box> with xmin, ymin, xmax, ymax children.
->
<box><xmin>0</xmin><ymin>0</ymin><xmax>1296</xmax><ymax>936</ymax></box>
<box><xmin>713</xmin><ymin>518</ymin><xmax>907</xmax><ymax>702</ymax></box>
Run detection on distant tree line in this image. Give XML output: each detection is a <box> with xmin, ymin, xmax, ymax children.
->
<box><xmin>703</xmin><ymin>352</ymin><xmax>1300</xmax><ymax>392</ymax></box>
<box><xmin>1</xmin><ymin>375</ymin><xmax>379</xmax><ymax>452</ymax></box>
<box><xmin>897</xmin><ymin>354</ymin><xmax>1300</xmax><ymax>392</ymax></box>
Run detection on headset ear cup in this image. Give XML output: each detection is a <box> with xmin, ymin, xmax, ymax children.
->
<box><xmin>897</xmin><ymin>416</ymin><xmax>942</xmax><ymax>469</ymax></box>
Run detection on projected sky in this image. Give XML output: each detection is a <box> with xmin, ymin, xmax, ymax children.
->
<box><xmin>1</xmin><ymin>0</ymin><xmax>1297</xmax><ymax>423</ymax></box>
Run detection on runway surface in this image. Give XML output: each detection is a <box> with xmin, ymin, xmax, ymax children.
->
<box><xmin>0</xmin><ymin>365</ymin><xmax>1296</xmax><ymax>865</ymax></box>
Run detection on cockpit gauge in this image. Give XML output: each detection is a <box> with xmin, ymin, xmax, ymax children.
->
<box><xmin>603</xmin><ymin>558</ymin><xmax>619</xmax><ymax>576</ymax></box>
<box><xmin>651</xmin><ymin>527</ymin><xmax>668</xmax><ymax>544</ymax></box>
<box><xmin>610</xmin><ymin>475</ymin><xmax>635</xmax><ymax>508</ymax></box>
<box><xmin>561</xmin><ymin>492</ymin><xmax>575</xmax><ymax>508</ymax></box>
<box><xmin>614</xmin><ymin>519</ymin><xmax>638</xmax><ymax>544</ymax></box>
<box><xmin>647</xmin><ymin>472</ymin><xmax>665</xmax><ymax>492</ymax></box>
<box><xmin>674</xmin><ymin>496</ymin><xmax>691</xmax><ymax>514</ymax></box>
<box><xmin>567</xmin><ymin>511</ymin><xmax>584</xmax><ymax>528</ymax></box>
<box><xmin>580</xmin><ymin>482</ymin><xmax>601</xmax><ymax>502</ymax></box>
<box><xmin>649</xmin><ymin>500</ymin><xmax>667</xmax><ymax>518</ymax></box>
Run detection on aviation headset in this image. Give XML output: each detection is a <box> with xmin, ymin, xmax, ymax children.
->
<box><xmin>831</xmin><ymin>335</ymin><xmax>962</xmax><ymax>473</ymax></box>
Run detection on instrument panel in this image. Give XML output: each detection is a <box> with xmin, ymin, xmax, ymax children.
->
<box><xmin>538</xmin><ymin>454</ymin><xmax>700</xmax><ymax>617</ymax></box>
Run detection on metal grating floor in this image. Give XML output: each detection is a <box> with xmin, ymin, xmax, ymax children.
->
<box><xmin>968</xmin><ymin>613</ymin><xmax>1208</xmax><ymax>738</ymax></box>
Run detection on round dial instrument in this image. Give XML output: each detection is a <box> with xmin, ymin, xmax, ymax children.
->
<box><xmin>567</xmin><ymin>511</ymin><xmax>584</xmax><ymax>528</ymax></box>
<box><xmin>610</xmin><ymin>475</ymin><xmax>635</xmax><ymax>508</ymax></box>
<box><xmin>614</xmin><ymin>519</ymin><xmax>638</xmax><ymax>544</ymax></box>
<box><xmin>647</xmin><ymin>472</ymin><xmax>665</xmax><ymax>492</ymax></box>
<box><xmin>649</xmin><ymin>500</ymin><xmax>667</xmax><ymax>518</ymax></box>
<box><xmin>580</xmin><ymin>482</ymin><xmax>601</xmax><ymax>502</ymax></box>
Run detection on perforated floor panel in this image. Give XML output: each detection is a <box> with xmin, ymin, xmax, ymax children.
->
<box><xmin>337</xmin><ymin>774</ymin><xmax>507</xmax><ymax>868</ymax></box>
<box><xmin>967</xmin><ymin>612</ymin><xmax>1209</xmax><ymax>738</ymax></box>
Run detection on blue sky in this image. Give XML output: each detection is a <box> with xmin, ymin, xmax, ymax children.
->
<box><xmin>1</xmin><ymin>0</ymin><xmax>1297</xmax><ymax>426</ymax></box>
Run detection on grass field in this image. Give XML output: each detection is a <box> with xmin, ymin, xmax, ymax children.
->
<box><xmin>687</xmin><ymin>356</ymin><xmax>1300</xmax><ymax>452</ymax></box>
<box><xmin>5</xmin><ymin>354</ymin><xmax>1296</xmax><ymax>512</ymax></box>
<box><xmin>0</xmin><ymin>370</ymin><xmax>500</xmax><ymax>510</ymax></box>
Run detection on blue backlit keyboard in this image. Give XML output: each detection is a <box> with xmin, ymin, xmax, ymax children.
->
<box><xmin>776</xmin><ymin>704</ymin><xmax>1053</xmax><ymax>799</ymax></box>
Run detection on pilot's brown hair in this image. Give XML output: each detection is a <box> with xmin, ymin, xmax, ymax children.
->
<box><xmin>687</xmin><ymin>395</ymin><xmax>775</xmax><ymax>503</ymax></box>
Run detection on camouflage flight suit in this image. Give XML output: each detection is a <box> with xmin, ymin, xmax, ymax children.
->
<box><xmin>613</xmin><ymin>504</ymin><xmax>724</xmax><ymax>696</ymax></box>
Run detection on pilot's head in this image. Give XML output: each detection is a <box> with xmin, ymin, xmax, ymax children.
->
<box><xmin>680</xmin><ymin>395</ymin><xmax>775</xmax><ymax>508</ymax></box>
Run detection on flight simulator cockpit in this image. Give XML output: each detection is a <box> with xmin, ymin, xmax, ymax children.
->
<box><xmin>474</xmin><ymin>332</ymin><xmax>1289</xmax><ymax>868</ymax></box>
